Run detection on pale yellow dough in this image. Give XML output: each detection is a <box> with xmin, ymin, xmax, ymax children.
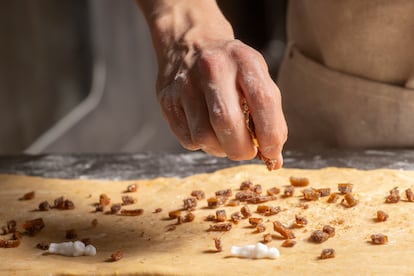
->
<box><xmin>1</xmin><ymin>165</ymin><xmax>414</xmax><ymax>275</ymax></box>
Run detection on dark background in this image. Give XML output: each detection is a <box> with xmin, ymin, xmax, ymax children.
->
<box><xmin>0</xmin><ymin>0</ymin><xmax>286</xmax><ymax>154</ymax></box>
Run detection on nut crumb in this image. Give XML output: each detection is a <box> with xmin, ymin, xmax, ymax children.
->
<box><xmin>110</xmin><ymin>250</ymin><xmax>123</xmax><ymax>262</ymax></box>
<box><xmin>371</xmin><ymin>234</ymin><xmax>388</xmax><ymax>245</ymax></box>
<box><xmin>320</xmin><ymin>248</ymin><xmax>335</xmax><ymax>259</ymax></box>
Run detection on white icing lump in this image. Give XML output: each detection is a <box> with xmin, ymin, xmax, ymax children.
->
<box><xmin>230</xmin><ymin>243</ymin><xmax>280</xmax><ymax>259</ymax></box>
<box><xmin>48</xmin><ymin>241</ymin><xmax>96</xmax><ymax>257</ymax></box>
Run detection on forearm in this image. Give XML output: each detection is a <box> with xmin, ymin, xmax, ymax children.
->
<box><xmin>136</xmin><ymin>0</ymin><xmax>234</xmax><ymax>63</ymax></box>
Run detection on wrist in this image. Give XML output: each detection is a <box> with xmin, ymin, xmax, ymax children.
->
<box><xmin>137</xmin><ymin>0</ymin><xmax>234</xmax><ymax>63</ymax></box>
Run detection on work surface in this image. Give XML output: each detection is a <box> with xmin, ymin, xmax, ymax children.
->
<box><xmin>1</xmin><ymin>149</ymin><xmax>414</xmax><ymax>179</ymax></box>
<box><xmin>1</xmin><ymin>150</ymin><xmax>414</xmax><ymax>275</ymax></box>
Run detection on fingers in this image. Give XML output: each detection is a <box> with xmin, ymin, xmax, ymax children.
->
<box><xmin>232</xmin><ymin>43</ymin><xmax>288</xmax><ymax>162</ymax></box>
<box><xmin>157</xmin><ymin>79</ymin><xmax>198</xmax><ymax>151</ymax></box>
<box><xmin>196</xmin><ymin>50</ymin><xmax>257</xmax><ymax>160</ymax></box>
<box><xmin>180</xmin><ymin>78</ymin><xmax>226</xmax><ymax>157</ymax></box>
<box><xmin>157</xmin><ymin>40</ymin><xmax>287</xmax><ymax>165</ymax></box>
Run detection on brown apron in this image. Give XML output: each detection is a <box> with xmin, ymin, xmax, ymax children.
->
<box><xmin>278</xmin><ymin>44</ymin><xmax>414</xmax><ymax>150</ymax></box>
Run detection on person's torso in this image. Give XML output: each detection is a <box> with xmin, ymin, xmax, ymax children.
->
<box><xmin>287</xmin><ymin>0</ymin><xmax>414</xmax><ymax>88</ymax></box>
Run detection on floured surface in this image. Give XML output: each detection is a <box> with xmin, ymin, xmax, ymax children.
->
<box><xmin>1</xmin><ymin>165</ymin><xmax>414</xmax><ymax>275</ymax></box>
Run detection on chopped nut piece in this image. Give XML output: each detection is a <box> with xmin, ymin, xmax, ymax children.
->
<box><xmin>405</xmin><ymin>188</ymin><xmax>414</xmax><ymax>202</ymax></box>
<box><xmin>281</xmin><ymin>239</ymin><xmax>296</xmax><ymax>247</ymax></box>
<box><xmin>53</xmin><ymin>196</ymin><xmax>65</xmax><ymax>209</ymax></box>
<box><xmin>376</xmin><ymin>210</ymin><xmax>389</xmax><ymax>222</ymax></box>
<box><xmin>121</xmin><ymin>195</ymin><xmax>137</xmax><ymax>205</ymax></box>
<box><xmin>320</xmin><ymin>248</ymin><xmax>335</xmax><ymax>259</ymax></box>
<box><xmin>214</xmin><ymin>237</ymin><xmax>222</xmax><ymax>252</ymax></box>
<box><xmin>246</xmin><ymin>195</ymin><xmax>272</xmax><ymax>204</ymax></box>
<box><xmin>22</xmin><ymin>218</ymin><xmax>45</xmax><ymax>236</ymax></box>
<box><xmin>235</xmin><ymin>191</ymin><xmax>255</xmax><ymax>202</ymax></box>
<box><xmin>19</xmin><ymin>191</ymin><xmax>35</xmax><ymax>200</ymax></box>
<box><xmin>216</xmin><ymin>210</ymin><xmax>227</xmax><ymax>222</ymax></box>
<box><xmin>63</xmin><ymin>200</ymin><xmax>75</xmax><ymax>210</ymax></box>
<box><xmin>289</xmin><ymin>176</ymin><xmax>309</xmax><ymax>187</ymax></box>
<box><xmin>184</xmin><ymin>212</ymin><xmax>195</xmax><ymax>222</ymax></box>
<box><xmin>317</xmin><ymin>188</ymin><xmax>331</xmax><ymax>197</ymax></box>
<box><xmin>209</xmin><ymin>223</ymin><xmax>232</xmax><ymax>232</ymax></box>
<box><xmin>273</xmin><ymin>221</ymin><xmax>295</xmax><ymax>239</ymax></box>
<box><xmin>110</xmin><ymin>250</ymin><xmax>123</xmax><ymax>262</ymax></box>
<box><xmin>38</xmin><ymin>201</ymin><xmax>50</xmax><ymax>211</ymax></box>
<box><xmin>126</xmin><ymin>183</ymin><xmax>138</xmax><ymax>192</ymax></box>
<box><xmin>322</xmin><ymin>225</ymin><xmax>335</xmax><ymax>238</ymax></box>
<box><xmin>385</xmin><ymin>187</ymin><xmax>400</xmax><ymax>203</ymax></box>
<box><xmin>256</xmin><ymin>205</ymin><xmax>270</xmax><ymax>214</ymax></box>
<box><xmin>36</xmin><ymin>242</ymin><xmax>49</xmax><ymax>250</ymax></box>
<box><xmin>283</xmin><ymin>186</ymin><xmax>295</xmax><ymax>197</ymax></box>
<box><xmin>256</xmin><ymin>223</ymin><xmax>266</xmax><ymax>233</ymax></box>
<box><xmin>110</xmin><ymin>204</ymin><xmax>122</xmax><ymax>214</ymax></box>
<box><xmin>295</xmin><ymin>215</ymin><xmax>308</xmax><ymax>227</ymax></box>
<box><xmin>263</xmin><ymin>233</ymin><xmax>272</xmax><ymax>243</ymax></box>
<box><xmin>327</xmin><ymin>193</ymin><xmax>340</xmax><ymax>203</ymax></box>
<box><xmin>53</xmin><ymin>197</ymin><xmax>75</xmax><ymax>210</ymax></box>
<box><xmin>266</xmin><ymin>187</ymin><xmax>280</xmax><ymax>196</ymax></box>
<box><xmin>230</xmin><ymin>212</ymin><xmax>242</xmax><ymax>224</ymax></box>
<box><xmin>240</xmin><ymin>205</ymin><xmax>252</xmax><ymax>218</ymax></box>
<box><xmin>205</xmin><ymin>214</ymin><xmax>216</xmax><ymax>221</ymax></box>
<box><xmin>226</xmin><ymin>199</ymin><xmax>240</xmax><ymax>207</ymax></box>
<box><xmin>303</xmin><ymin>188</ymin><xmax>320</xmax><ymax>201</ymax></box>
<box><xmin>252</xmin><ymin>184</ymin><xmax>262</xmax><ymax>194</ymax></box>
<box><xmin>266</xmin><ymin>206</ymin><xmax>282</xmax><ymax>216</ymax></box>
<box><xmin>240</xmin><ymin>180</ymin><xmax>253</xmax><ymax>190</ymax></box>
<box><xmin>341</xmin><ymin>193</ymin><xmax>358</xmax><ymax>207</ymax></box>
<box><xmin>65</xmin><ymin>229</ymin><xmax>78</xmax><ymax>239</ymax></box>
<box><xmin>248</xmin><ymin>217</ymin><xmax>263</xmax><ymax>226</ymax></box>
<box><xmin>309</xmin><ymin>230</ymin><xmax>329</xmax><ymax>243</ymax></box>
<box><xmin>191</xmin><ymin>190</ymin><xmax>205</xmax><ymax>200</ymax></box>
<box><xmin>183</xmin><ymin>197</ymin><xmax>197</xmax><ymax>210</ymax></box>
<box><xmin>207</xmin><ymin>196</ymin><xmax>226</xmax><ymax>208</ymax></box>
<box><xmin>91</xmin><ymin>219</ymin><xmax>98</xmax><ymax>228</ymax></box>
<box><xmin>168</xmin><ymin>210</ymin><xmax>181</xmax><ymax>219</ymax></box>
<box><xmin>154</xmin><ymin>208</ymin><xmax>162</xmax><ymax>213</ymax></box>
<box><xmin>0</xmin><ymin>238</ymin><xmax>21</xmax><ymax>248</ymax></box>
<box><xmin>371</xmin><ymin>234</ymin><xmax>388</xmax><ymax>245</ymax></box>
<box><xmin>99</xmin><ymin>194</ymin><xmax>111</xmax><ymax>206</ymax></box>
<box><xmin>120</xmin><ymin>209</ymin><xmax>144</xmax><ymax>216</ymax></box>
<box><xmin>338</xmin><ymin>183</ymin><xmax>353</xmax><ymax>194</ymax></box>
<box><xmin>215</xmin><ymin>189</ymin><xmax>232</xmax><ymax>197</ymax></box>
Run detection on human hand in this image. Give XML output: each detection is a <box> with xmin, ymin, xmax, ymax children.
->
<box><xmin>137</xmin><ymin>0</ymin><xmax>287</xmax><ymax>168</ymax></box>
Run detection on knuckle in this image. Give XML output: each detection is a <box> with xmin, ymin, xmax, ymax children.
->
<box><xmin>198</xmin><ymin>50</ymin><xmax>227</xmax><ymax>79</ymax></box>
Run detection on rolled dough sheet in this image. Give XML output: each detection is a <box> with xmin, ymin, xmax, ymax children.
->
<box><xmin>1</xmin><ymin>165</ymin><xmax>414</xmax><ymax>275</ymax></box>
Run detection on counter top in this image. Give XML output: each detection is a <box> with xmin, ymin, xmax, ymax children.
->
<box><xmin>0</xmin><ymin>149</ymin><xmax>413</xmax><ymax>180</ymax></box>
